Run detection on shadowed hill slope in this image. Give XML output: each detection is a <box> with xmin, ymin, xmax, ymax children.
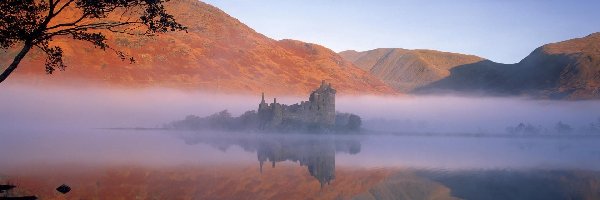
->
<box><xmin>1</xmin><ymin>0</ymin><xmax>394</xmax><ymax>95</ymax></box>
<box><xmin>416</xmin><ymin>33</ymin><xmax>600</xmax><ymax>99</ymax></box>
<box><xmin>339</xmin><ymin>48</ymin><xmax>483</xmax><ymax>92</ymax></box>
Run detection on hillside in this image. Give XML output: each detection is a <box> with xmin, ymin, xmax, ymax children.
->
<box><xmin>416</xmin><ymin>33</ymin><xmax>600</xmax><ymax>99</ymax></box>
<box><xmin>1</xmin><ymin>0</ymin><xmax>395</xmax><ymax>95</ymax></box>
<box><xmin>339</xmin><ymin>48</ymin><xmax>483</xmax><ymax>92</ymax></box>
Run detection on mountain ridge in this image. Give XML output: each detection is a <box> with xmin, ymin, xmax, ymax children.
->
<box><xmin>339</xmin><ymin>48</ymin><xmax>484</xmax><ymax>92</ymax></box>
<box><xmin>2</xmin><ymin>0</ymin><xmax>396</xmax><ymax>96</ymax></box>
<box><xmin>339</xmin><ymin>33</ymin><xmax>600</xmax><ymax>99</ymax></box>
<box><xmin>416</xmin><ymin>32</ymin><xmax>600</xmax><ymax>99</ymax></box>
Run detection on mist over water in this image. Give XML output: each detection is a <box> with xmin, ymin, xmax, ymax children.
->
<box><xmin>2</xmin><ymin>84</ymin><xmax>600</xmax><ymax>199</ymax></box>
<box><xmin>0</xmin><ymin>84</ymin><xmax>599</xmax><ymax>165</ymax></box>
<box><xmin>338</xmin><ymin>95</ymin><xmax>600</xmax><ymax>134</ymax></box>
<box><xmin>0</xmin><ymin>85</ymin><xmax>257</xmax><ymax>131</ymax></box>
<box><xmin>2</xmin><ymin>84</ymin><xmax>598</xmax><ymax>134</ymax></box>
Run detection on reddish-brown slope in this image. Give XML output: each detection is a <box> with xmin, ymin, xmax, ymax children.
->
<box><xmin>339</xmin><ymin>48</ymin><xmax>483</xmax><ymax>92</ymax></box>
<box><xmin>3</xmin><ymin>0</ymin><xmax>394</xmax><ymax>95</ymax></box>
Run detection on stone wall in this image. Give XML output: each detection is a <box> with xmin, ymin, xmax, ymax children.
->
<box><xmin>258</xmin><ymin>81</ymin><xmax>336</xmax><ymax>130</ymax></box>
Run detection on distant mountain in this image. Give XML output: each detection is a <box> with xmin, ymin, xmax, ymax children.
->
<box><xmin>339</xmin><ymin>49</ymin><xmax>483</xmax><ymax>92</ymax></box>
<box><xmin>2</xmin><ymin>0</ymin><xmax>394</xmax><ymax>95</ymax></box>
<box><xmin>416</xmin><ymin>33</ymin><xmax>600</xmax><ymax>99</ymax></box>
<box><xmin>340</xmin><ymin>33</ymin><xmax>600</xmax><ymax>99</ymax></box>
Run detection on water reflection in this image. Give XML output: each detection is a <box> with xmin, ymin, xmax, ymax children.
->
<box><xmin>2</xmin><ymin>130</ymin><xmax>600</xmax><ymax>199</ymax></box>
<box><xmin>179</xmin><ymin>133</ymin><xmax>361</xmax><ymax>187</ymax></box>
<box><xmin>173</xmin><ymin>132</ymin><xmax>600</xmax><ymax>199</ymax></box>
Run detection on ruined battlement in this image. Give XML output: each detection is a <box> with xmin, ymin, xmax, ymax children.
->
<box><xmin>258</xmin><ymin>80</ymin><xmax>336</xmax><ymax>129</ymax></box>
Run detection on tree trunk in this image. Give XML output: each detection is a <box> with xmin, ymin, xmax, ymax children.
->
<box><xmin>0</xmin><ymin>42</ymin><xmax>33</xmax><ymax>84</ymax></box>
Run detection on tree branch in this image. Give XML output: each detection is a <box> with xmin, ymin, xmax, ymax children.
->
<box><xmin>0</xmin><ymin>0</ymin><xmax>186</xmax><ymax>83</ymax></box>
<box><xmin>46</xmin><ymin>13</ymin><xmax>89</xmax><ymax>30</ymax></box>
<box><xmin>0</xmin><ymin>42</ymin><xmax>33</xmax><ymax>83</ymax></box>
<box><xmin>47</xmin><ymin>21</ymin><xmax>145</xmax><ymax>38</ymax></box>
<box><xmin>52</xmin><ymin>0</ymin><xmax>75</xmax><ymax>17</ymax></box>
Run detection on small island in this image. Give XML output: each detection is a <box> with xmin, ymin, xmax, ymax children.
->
<box><xmin>167</xmin><ymin>81</ymin><xmax>362</xmax><ymax>133</ymax></box>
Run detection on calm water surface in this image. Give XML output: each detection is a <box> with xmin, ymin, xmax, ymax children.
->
<box><xmin>1</xmin><ymin>130</ymin><xmax>600</xmax><ymax>199</ymax></box>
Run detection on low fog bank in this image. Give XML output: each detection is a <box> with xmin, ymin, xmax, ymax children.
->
<box><xmin>165</xmin><ymin>110</ymin><xmax>362</xmax><ymax>134</ymax></box>
<box><xmin>0</xmin><ymin>130</ymin><xmax>257</xmax><ymax>170</ymax></box>
<box><xmin>1</xmin><ymin>84</ymin><xmax>599</xmax><ymax>135</ymax></box>
<box><xmin>338</xmin><ymin>95</ymin><xmax>600</xmax><ymax>135</ymax></box>
<box><xmin>0</xmin><ymin>84</ymin><xmax>259</xmax><ymax>132</ymax></box>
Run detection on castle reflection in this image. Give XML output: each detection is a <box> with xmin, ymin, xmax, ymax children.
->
<box><xmin>180</xmin><ymin>133</ymin><xmax>361</xmax><ymax>187</ymax></box>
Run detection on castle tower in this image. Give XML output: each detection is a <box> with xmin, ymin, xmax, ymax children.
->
<box><xmin>270</xmin><ymin>99</ymin><xmax>283</xmax><ymax>127</ymax></box>
<box><xmin>311</xmin><ymin>80</ymin><xmax>336</xmax><ymax>125</ymax></box>
<box><xmin>259</xmin><ymin>92</ymin><xmax>268</xmax><ymax>110</ymax></box>
<box><xmin>257</xmin><ymin>80</ymin><xmax>336</xmax><ymax>130</ymax></box>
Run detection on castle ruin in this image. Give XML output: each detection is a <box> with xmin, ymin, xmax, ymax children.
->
<box><xmin>258</xmin><ymin>80</ymin><xmax>336</xmax><ymax>130</ymax></box>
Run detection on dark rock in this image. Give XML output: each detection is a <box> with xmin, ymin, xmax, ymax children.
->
<box><xmin>56</xmin><ymin>184</ymin><xmax>71</xmax><ymax>194</ymax></box>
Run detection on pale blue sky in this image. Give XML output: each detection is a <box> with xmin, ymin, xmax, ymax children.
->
<box><xmin>202</xmin><ymin>0</ymin><xmax>600</xmax><ymax>64</ymax></box>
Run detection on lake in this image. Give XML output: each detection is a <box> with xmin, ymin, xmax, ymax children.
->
<box><xmin>1</xmin><ymin>130</ymin><xmax>599</xmax><ymax>199</ymax></box>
